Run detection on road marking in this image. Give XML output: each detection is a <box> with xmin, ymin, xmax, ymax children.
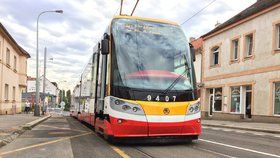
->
<box><xmin>38</xmin><ymin>124</ymin><xmax>88</xmax><ymax>133</ymax></box>
<box><xmin>193</xmin><ymin>146</ymin><xmax>236</xmax><ymax>158</ymax></box>
<box><xmin>199</xmin><ymin>139</ymin><xmax>280</xmax><ymax>158</ymax></box>
<box><xmin>0</xmin><ymin>132</ymin><xmax>92</xmax><ymax>156</ymax></box>
<box><xmin>110</xmin><ymin>145</ymin><xmax>131</xmax><ymax>158</ymax></box>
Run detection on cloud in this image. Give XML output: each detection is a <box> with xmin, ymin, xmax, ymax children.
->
<box><xmin>0</xmin><ymin>0</ymin><xmax>256</xmax><ymax>90</ymax></box>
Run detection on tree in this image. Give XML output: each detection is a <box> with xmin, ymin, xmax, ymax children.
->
<box><xmin>64</xmin><ymin>90</ymin><xmax>71</xmax><ymax>111</ymax></box>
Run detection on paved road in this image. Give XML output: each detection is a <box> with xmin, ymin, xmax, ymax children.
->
<box><xmin>0</xmin><ymin>116</ymin><xmax>280</xmax><ymax>158</ymax></box>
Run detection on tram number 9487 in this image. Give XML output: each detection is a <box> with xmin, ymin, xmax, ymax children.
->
<box><xmin>147</xmin><ymin>95</ymin><xmax>176</xmax><ymax>102</ymax></box>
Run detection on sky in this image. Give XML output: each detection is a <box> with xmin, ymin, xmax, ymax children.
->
<box><xmin>0</xmin><ymin>0</ymin><xmax>256</xmax><ymax>91</ymax></box>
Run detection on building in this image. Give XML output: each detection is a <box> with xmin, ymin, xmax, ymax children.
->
<box><xmin>72</xmin><ymin>84</ymin><xmax>81</xmax><ymax>112</ymax></box>
<box><xmin>200</xmin><ymin>0</ymin><xmax>280</xmax><ymax>122</ymax></box>
<box><xmin>22</xmin><ymin>76</ymin><xmax>60</xmax><ymax>108</ymax></box>
<box><xmin>191</xmin><ymin>37</ymin><xmax>203</xmax><ymax>86</ymax></box>
<box><xmin>0</xmin><ymin>22</ymin><xmax>30</xmax><ymax>114</ymax></box>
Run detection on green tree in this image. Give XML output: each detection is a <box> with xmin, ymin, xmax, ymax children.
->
<box><xmin>64</xmin><ymin>90</ymin><xmax>71</xmax><ymax>111</ymax></box>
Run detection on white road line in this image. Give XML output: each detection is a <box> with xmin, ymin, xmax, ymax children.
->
<box><xmin>199</xmin><ymin>139</ymin><xmax>280</xmax><ymax>158</ymax></box>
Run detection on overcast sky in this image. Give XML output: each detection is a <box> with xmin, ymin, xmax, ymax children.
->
<box><xmin>0</xmin><ymin>0</ymin><xmax>256</xmax><ymax>90</ymax></box>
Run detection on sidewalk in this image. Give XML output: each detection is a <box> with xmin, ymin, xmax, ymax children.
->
<box><xmin>0</xmin><ymin>114</ymin><xmax>50</xmax><ymax>147</ymax></box>
<box><xmin>202</xmin><ymin>119</ymin><xmax>280</xmax><ymax>134</ymax></box>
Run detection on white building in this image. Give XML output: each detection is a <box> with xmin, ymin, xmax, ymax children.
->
<box><xmin>200</xmin><ymin>0</ymin><xmax>280</xmax><ymax>122</ymax></box>
<box><xmin>23</xmin><ymin>76</ymin><xmax>59</xmax><ymax>107</ymax></box>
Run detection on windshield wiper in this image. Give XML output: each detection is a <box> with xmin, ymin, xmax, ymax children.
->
<box><xmin>162</xmin><ymin>56</ymin><xmax>191</xmax><ymax>95</ymax></box>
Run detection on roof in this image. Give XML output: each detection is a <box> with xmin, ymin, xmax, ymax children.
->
<box><xmin>0</xmin><ymin>22</ymin><xmax>31</xmax><ymax>58</ymax></box>
<box><xmin>191</xmin><ymin>37</ymin><xmax>203</xmax><ymax>50</ymax></box>
<box><xmin>202</xmin><ymin>0</ymin><xmax>280</xmax><ymax>38</ymax></box>
<box><xmin>113</xmin><ymin>15</ymin><xmax>179</xmax><ymax>26</ymax></box>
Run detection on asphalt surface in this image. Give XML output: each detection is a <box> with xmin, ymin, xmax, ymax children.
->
<box><xmin>0</xmin><ymin>115</ymin><xmax>280</xmax><ymax>158</ymax></box>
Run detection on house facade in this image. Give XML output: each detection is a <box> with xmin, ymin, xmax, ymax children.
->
<box><xmin>23</xmin><ymin>76</ymin><xmax>60</xmax><ymax>108</ymax></box>
<box><xmin>0</xmin><ymin>22</ymin><xmax>30</xmax><ymax>114</ymax></box>
<box><xmin>201</xmin><ymin>0</ymin><xmax>280</xmax><ymax>122</ymax></box>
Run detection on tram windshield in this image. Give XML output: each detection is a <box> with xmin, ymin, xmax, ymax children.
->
<box><xmin>111</xmin><ymin>18</ymin><xmax>194</xmax><ymax>91</ymax></box>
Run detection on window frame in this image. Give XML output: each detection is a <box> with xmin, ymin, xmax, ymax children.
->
<box><xmin>14</xmin><ymin>55</ymin><xmax>17</xmax><ymax>72</ymax></box>
<box><xmin>273</xmin><ymin>81</ymin><xmax>280</xmax><ymax>116</ymax></box>
<box><xmin>12</xmin><ymin>86</ymin><xmax>16</xmax><ymax>101</ymax></box>
<box><xmin>272</xmin><ymin>21</ymin><xmax>280</xmax><ymax>54</ymax></box>
<box><xmin>243</xmin><ymin>30</ymin><xmax>255</xmax><ymax>61</ymax></box>
<box><xmin>6</xmin><ymin>48</ymin><xmax>10</xmax><ymax>67</ymax></box>
<box><xmin>230</xmin><ymin>86</ymin><xmax>242</xmax><ymax>114</ymax></box>
<box><xmin>4</xmin><ymin>84</ymin><xmax>9</xmax><ymax>101</ymax></box>
<box><xmin>209</xmin><ymin>43</ymin><xmax>221</xmax><ymax>68</ymax></box>
<box><xmin>230</xmin><ymin>36</ymin><xmax>240</xmax><ymax>64</ymax></box>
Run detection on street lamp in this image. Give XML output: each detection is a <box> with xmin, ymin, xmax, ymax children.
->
<box><xmin>35</xmin><ymin>10</ymin><xmax>63</xmax><ymax>116</ymax></box>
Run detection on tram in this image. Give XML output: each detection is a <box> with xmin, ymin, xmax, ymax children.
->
<box><xmin>72</xmin><ymin>15</ymin><xmax>201</xmax><ymax>142</ymax></box>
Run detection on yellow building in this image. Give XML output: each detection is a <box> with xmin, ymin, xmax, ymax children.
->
<box><xmin>201</xmin><ymin>0</ymin><xmax>280</xmax><ymax>122</ymax></box>
<box><xmin>0</xmin><ymin>22</ymin><xmax>30</xmax><ymax>114</ymax></box>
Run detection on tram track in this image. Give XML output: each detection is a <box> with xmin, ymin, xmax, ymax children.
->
<box><xmin>133</xmin><ymin>147</ymin><xmax>155</xmax><ymax>158</ymax></box>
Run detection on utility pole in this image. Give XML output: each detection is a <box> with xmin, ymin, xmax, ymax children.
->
<box><xmin>78</xmin><ymin>75</ymin><xmax>82</xmax><ymax>114</ymax></box>
<box><xmin>42</xmin><ymin>47</ymin><xmax>47</xmax><ymax>115</ymax></box>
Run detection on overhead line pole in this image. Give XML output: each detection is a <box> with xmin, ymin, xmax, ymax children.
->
<box><xmin>130</xmin><ymin>0</ymin><xmax>139</xmax><ymax>16</ymax></box>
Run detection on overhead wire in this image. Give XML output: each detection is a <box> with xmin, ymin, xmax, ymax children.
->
<box><xmin>180</xmin><ymin>0</ymin><xmax>217</xmax><ymax>25</ymax></box>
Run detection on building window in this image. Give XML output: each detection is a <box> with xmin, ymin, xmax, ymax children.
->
<box><xmin>277</xmin><ymin>24</ymin><xmax>280</xmax><ymax>49</ymax></box>
<box><xmin>5</xmin><ymin>84</ymin><xmax>9</xmax><ymax>100</ymax></box>
<box><xmin>245</xmin><ymin>34</ymin><xmax>254</xmax><ymax>57</ymax></box>
<box><xmin>6</xmin><ymin>48</ymin><xmax>10</xmax><ymax>66</ymax></box>
<box><xmin>231</xmin><ymin>86</ymin><xmax>241</xmax><ymax>113</ymax></box>
<box><xmin>274</xmin><ymin>82</ymin><xmax>280</xmax><ymax>115</ymax></box>
<box><xmin>14</xmin><ymin>56</ymin><xmax>17</xmax><ymax>71</ymax></box>
<box><xmin>211</xmin><ymin>46</ymin><xmax>219</xmax><ymax>66</ymax></box>
<box><xmin>231</xmin><ymin>39</ymin><xmax>239</xmax><ymax>61</ymax></box>
<box><xmin>12</xmin><ymin>86</ymin><xmax>16</xmax><ymax>100</ymax></box>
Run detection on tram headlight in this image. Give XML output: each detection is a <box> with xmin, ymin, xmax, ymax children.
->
<box><xmin>187</xmin><ymin>101</ymin><xmax>200</xmax><ymax>115</ymax></box>
<box><xmin>110</xmin><ymin>97</ymin><xmax>145</xmax><ymax>115</ymax></box>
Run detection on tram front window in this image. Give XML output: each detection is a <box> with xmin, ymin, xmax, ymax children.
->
<box><xmin>111</xmin><ymin>18</ymin><xmax>193</xmax><ymax>91</ymax></box>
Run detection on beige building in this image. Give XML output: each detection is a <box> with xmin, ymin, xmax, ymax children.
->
<box><xmin>0</xmin><ymin>22</ymin><xmax>30</xmax><ymax>114</ymax></box>
<box><xmin>200</xmin><ymin>0</ymin><xmax>280</xmax><ymax>122</ymax></box>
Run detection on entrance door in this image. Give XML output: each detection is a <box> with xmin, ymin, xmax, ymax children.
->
<box><xmin>209</xmin><ymin>94</ymin><xmax>214</xmax><ymax>116</ymax></box>
<box><xmin>245</xmin><ymin>86</ymin><xmax>252</xmax><ymax>118</ymax></box>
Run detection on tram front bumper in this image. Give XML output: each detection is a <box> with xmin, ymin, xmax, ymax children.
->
<box><xmin>108</xmin><ymin>114</ymin><xmax>201</xmax><ymax>137</ymax></box>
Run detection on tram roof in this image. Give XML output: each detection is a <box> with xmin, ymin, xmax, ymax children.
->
<box><xmin>112</xmin><ymin>15</ymin><xmax>179</xmax><ymax>26</ymax></box>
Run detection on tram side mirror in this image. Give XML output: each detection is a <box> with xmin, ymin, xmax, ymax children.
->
<box><xmin>101</xmin><ymin>39</ymin><xmax>109</xmax><ymax>55</ymax></box>
<box><xmin>189</xmin><ymin>43</ymin><xmax>196</xmax><ymax>62</ymax></box>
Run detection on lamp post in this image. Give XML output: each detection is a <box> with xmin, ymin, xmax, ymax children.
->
<box><xmin>35</xmin><ymin>10</ymin><xmax>63</xmax><ymax>116</ymax></box>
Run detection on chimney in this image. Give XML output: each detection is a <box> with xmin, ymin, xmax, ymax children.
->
<box><xmin>215</xmin><ymin>21</ymin><xmax>221</xmax><ymax>27</ymax></box>
<box><xmin>189</xmin><ymin>37</ymin><xmax>196</xmax><ymax>42</ymax></box>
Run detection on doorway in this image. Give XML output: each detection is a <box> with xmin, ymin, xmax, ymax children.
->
<box><xmin>245</xmin><ymin>85</ymin><xmax>252</xmax><ymax>118</ymax></box>
<box><xmin>209</xmin><ymin>94</ymin><xmax>213</xmax><ymax>116</ymax></box>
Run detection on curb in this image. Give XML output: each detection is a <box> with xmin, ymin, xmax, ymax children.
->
<box><xmin>0</xmin><ymin>115</ymin><xmax>51</xmax><ymax>147</ymax></box>
<box><xmin>202</xmin><ymin>124</ymin><xmax>280</xmax><ymax>134</ymax></box>
<box><xmin>21</xmin><ymin>115</ymin><xmax>51</xmax><ymax>130</ymax></box>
